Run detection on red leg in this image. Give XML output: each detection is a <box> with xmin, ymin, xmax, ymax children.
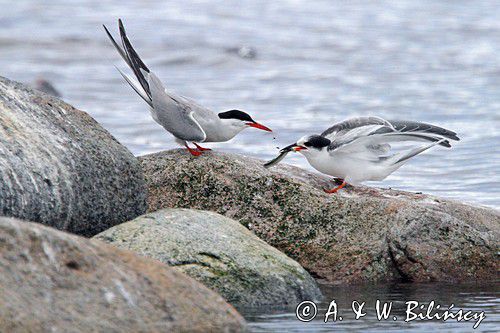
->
<box><xmin>324</xmin><ymin>180</ymin><xmax>347</xmax><ymax>194</ymax></box>
<box><xmin>184</xmin><ymin>143</ymin><xmax>202</xmax><ymax>156</ymax></box>
<box><xmin>193</xmin><ymin>142</ymin><xmax>212</xmax><ymax>151</ymax></box>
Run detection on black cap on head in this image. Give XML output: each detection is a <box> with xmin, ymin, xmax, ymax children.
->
<box><xmin>303</xmin><ymin>135</ymin><xmax>331</xmax><ymax>149</ymax></box>
<box><xmin>218</xmin><ymin>110</ymin><xmax>254</xmax><ymax>122</ymax></box>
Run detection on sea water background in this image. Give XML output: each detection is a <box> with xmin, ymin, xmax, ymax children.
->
<box><xmin>1</xmin><ymin>1</ymin><xmax>498</xmax><ymax>331</ymax></box>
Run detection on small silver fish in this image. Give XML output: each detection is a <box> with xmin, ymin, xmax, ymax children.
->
<box><xmin>263</xmin><ymin>143</ymin><xmax>295</xmax><ymax>168</ymax></box>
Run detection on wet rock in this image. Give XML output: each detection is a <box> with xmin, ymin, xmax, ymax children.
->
<box><xmin>0</xmin><ymin>216</ymin><xmax>246</xmax><ymax>333</ymax></box>
<box><xmin>0</xmin><ymin>76</ymin><xmax>146</xmax><ymax>236</ymax></box>
<box><xmin>139</xmin><ymin>149</ymin><xmax>500</xmax><ymax>284</ymax></box>
<box><xmin>94</xmin><ymin>208</ymin><xmax>322</xmax><ymax>308</ymax></box>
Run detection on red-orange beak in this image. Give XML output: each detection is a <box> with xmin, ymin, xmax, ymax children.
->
<box><xmin>292</xmin><ymin>146</ymin><xmax>307</xmax><ymax>151</ymax></box>
<box><xmin>246</xmin><ymin>122</ymin><xmax>272</xmax><ymax>132</ymax></box>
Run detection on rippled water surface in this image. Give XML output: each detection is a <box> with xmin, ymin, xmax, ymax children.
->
<box><xmin>244</xmin><ymin>282</ymin><xmax>500</xmax><ymax>332</ymax></box>
<box><xmin>1</xmin><ymin>1</ymin><xmax>499</xmax><ymax>331</ymax></box>
<box><xmin>1</xmin><ymin>0</ymin><xmax>499</xmax><ymax>208</ymax></box>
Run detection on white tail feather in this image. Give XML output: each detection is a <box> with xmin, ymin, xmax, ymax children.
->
<box><xmin>389</xmin><ymin>139</ymin><xmax>446</xmax><ymax>166</ymax></box>
<box><xmin>115</xmin><ymin>66</ymin><xmax>152</xmax><ymax>107</ymax></box>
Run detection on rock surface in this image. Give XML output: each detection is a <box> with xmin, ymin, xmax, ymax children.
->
<box><xmin>139</xmin><ymin>149</ymin><xmax>500</xmax><ymax>284</ymax></box>
<box><xmin>0</xmin><ymin>216</ymin><xmax>246</xmax><ymax>333</ymax></box>
<box><xmin>95</xmin><ymin>208</ymin><xmax>322</xmax><ymax>308</ymax></box>
<box><xmin>0</xmin><ymin>76</ymin><xmax>146</xmax><ymax>236</ymax></box>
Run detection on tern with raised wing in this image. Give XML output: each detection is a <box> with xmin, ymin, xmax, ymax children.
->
<box><xmin>265</xmin><ymin>116</ymin><xmax>459</xmax><ymax>193</ymax></box>
<box><xmin>103</xmin><ymin>19</ymin><xmax>272</xmax><ymax>156</ymax></box>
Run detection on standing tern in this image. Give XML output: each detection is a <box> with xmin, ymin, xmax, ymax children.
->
<box><xmin>103</xmin><ymin>19</ymin><xmax>272</xmax><ymax>156</ymax></box>
<box><xmin>264</xmin><ymin>116</ymin><xmax>459</xmax><ymax>193</ymax></box>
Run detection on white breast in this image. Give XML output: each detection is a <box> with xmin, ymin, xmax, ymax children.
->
<box><xmin>303</xmin><ymin>149</ymin><xmax>394</xmax><ymax>184</ymax></box>
<box><xmin>305</xmin><ymin>150</ymin><xmax>350</xmax><ymax>179</ymax></box>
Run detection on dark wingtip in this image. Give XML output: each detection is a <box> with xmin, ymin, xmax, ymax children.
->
<box><xmin>445</xmin><ymin>131</ymin><xmax>459</xmax><ymax>141</ymax></box>
<box><xmin>441</xmin><ymin>140</ymin><xmax>451</xmax><ymax>148</ymax></box>
<box><xmin>447</xmin><ymin>130</ymin><xmax>460</xmax><ymax>141</ymax></box>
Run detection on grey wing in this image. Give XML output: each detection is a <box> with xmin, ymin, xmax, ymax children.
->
<box><xmin>148</xmin><ymin>72</ymin><xmax>206</xmax><ymax>142</ymax></box>
<box><xmin>385</xmin><ymin>120</ymin><xmax>460</xmax><ymax>141</ymax></box>
<box><xmin>321</xmin><ymin>116</ymin><xmax>392</xmax><ymax>139</ymax></box>
<box><xmin>321</xmin><ymin>116</ymin><xmax>394</xmax><ymax>150</ymax></box>
<box><xmin>174</xmin><ymin>93</ymin><xmax>216</xmax><ymax>120</ymax></box>
<box><xmin>328</xmin><ymin>117</ymin><xmax>459</xmax><ymax>163</ymax></box>
<box><xmin>368</xmin><ymin>119</ymin><xmax>459</xmax><ymax>147</ymax></box>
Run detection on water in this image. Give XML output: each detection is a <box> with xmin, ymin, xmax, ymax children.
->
<box><xmin>1</xmin><ymin>1</ymin><xmax>498</xmax><ymax>331</ymax></box>
<box><xmin>1</xmin><ymin>0</ymin><xmax>499</xmax><ymax>208</ymax></box>
<box><xmin>244</xmin><ymin>282</ymin><xmax>500</xmax><ymax>332</ymax></box>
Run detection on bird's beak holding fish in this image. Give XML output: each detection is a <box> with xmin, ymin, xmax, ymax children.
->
<box><xmin>263</xmin><ymin>143</ymin><xmax>307</xmax><ymax>168</ymax></box>
<box><xmin>282</xmin><ymin>143</ymin><xmax>307</xmax><ymax>152</ymax></box>
<box><xmin>292</xmin><ymin>146</ymin><xmax>307</xmax><ymax>152</ymax></box>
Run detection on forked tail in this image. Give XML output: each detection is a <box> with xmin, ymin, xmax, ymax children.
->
<box><xmin>389</xmin><ymin>138</ymin><xmax>447</xmax><ymax>166</ymax></box>
<box><xmin>103</xmin><ymin>19</ymin><xmax>153</xmax><ymax>107</ymax></box>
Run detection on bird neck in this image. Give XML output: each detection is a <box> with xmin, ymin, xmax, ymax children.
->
<box><xmin>205</xmin><ymin>119</ymin><xmax>245</xmax><ymax>142</ymax></box>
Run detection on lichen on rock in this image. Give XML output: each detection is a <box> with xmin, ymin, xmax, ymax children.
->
<box><xmin>139</xmin><ymin>149</ymin><xmax>500</xmax><ymax>284</ymax></box>
<box><xmin>95</xmin><ymin>208</ymin><xmax>322</xmax><ymax>308</ymax></box>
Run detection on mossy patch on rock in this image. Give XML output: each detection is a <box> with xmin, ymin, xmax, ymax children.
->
<box><xmin>95</xmin><ymin>208</ymin><xmax>322</xmax><ymax>308</ymax></box>
<box><xmin>139</xmin><ymin>149</ymin><xmax>500</xmax><ymax>284</ymax></box>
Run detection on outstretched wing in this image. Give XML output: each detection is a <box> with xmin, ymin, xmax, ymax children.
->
<box><xmin>321</xmin><ymin>116</ymin><xmax>395</xmax><ymax>151</ymax></box>
<box><xmin>323</xmin><ymin>116</ymin><xmax>459</xmax><ymax>152</ymax></box>
<box><xmin>321</xmin><ymin>116</ymin><xmax>392</xmax><ymax>139</ymax></box>
<box><xmin>384</xmin><ymin>120</ymin><xmax>460</xmax><ymax>141</ymax></box>
<box><xmin>324</xmin><ymin>116</ymin><xmax>459</xmax><ymax>164</ymax></box>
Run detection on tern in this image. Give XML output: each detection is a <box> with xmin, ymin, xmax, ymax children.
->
<box><xmin>264</xmin><ymin>116</ymin><xmax>459</xmax><ymax>193</ymax></box>
<box><xmin>103</xmin><ymin>19</ymin><xmax>272</xmax><ymax>156</ymax></box>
